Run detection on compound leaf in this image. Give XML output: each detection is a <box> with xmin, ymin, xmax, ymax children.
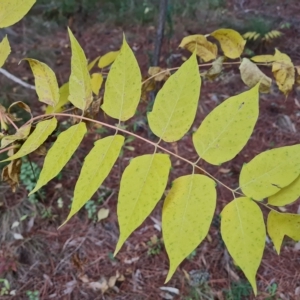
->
<box><xmin>91</xmin><ymin>73</ymin><xmax>103</xmax><ymax>95</ymax></box>
<box><xmin>1</xmin><ymin>118</ymin><xmax>57</xmax><ymax>162</ymax></box>
<box><xmin>114</xmin><ymin>153</ymin><xmax>171</xmax><ymax>255</ymax></box>
<box><xmin>29</xmin><ymin>122</ymin><xmax>87</xmax><ymax>194</ymax></box>
<box><xmin>46</xmin><ymin>82</ymin><xmax>70</xmax><ymax>114</ymax></box>
<box><xmin>210</xmin><ymin>28</ymin><xmax>246</xmax><ymax>59</ymax></box>
<box><xmin>61</xmin><ymin>135</ymin><xmax>124</xmax><ymax>226</ymax></box>
<box><xmin>179</xmin><ymin>35</ymin><xmax>217</xmax><ymax>62</ymax></box>
<box><xmin>0</xmin><ymin>0</ymin><xmax>35</xmax><ymax>28</ymax></box>
<box><xmin>193</xmin><ymin>84</ymin><xmax>259</xmax><ymax>165</ymax></box>
<box><xmin>102</xmin><ymin>35</ymin><xmax>141</xmax><ymax>121</ymax></box>
<box><xmin>267</xmin><ymin>210</ymin><xmax>300</xmax><ymax>254</ymax></box>
<box><xmin>240</xmin><ymin>144</ymin><xmax>300</xmax><ymax>200</ymax></box>
<box><xmin>148</xmin><ymin>52</ymin><xmax>201</xmax><ymax>142</ymax></box>
<box><xmin>98</xmin><ymin>51</ymin><xmax>119</xmax><ymax>68</ymax></box>
<box><xmin>0</xmin><ymin>35</ymin><xmax>10</xmax><ymax>68</ymax></box>
<box><xmin>268</xmin><ymin>175</ymin><xmax>300</xmax><ymax>206</ymax></box>
<box><xmin>239</xmin><ymin>58</ymin><xmax>272</xmax><ymax>93</ymax></box>
<box><xmin>68</xmin><ymin>28</ymin><xmax>93</xmax><ymax>111</ymax></box>
<box><xmin>24</xmin><ymin>58</ymin><xmax>59</xmax><ymax>107</ymax></box>
<box><xmin>221</xmin><ymin>197</ymin><xmax>265</xmax><ymax>295</ymax></box>
<box><xmin>163</xmin><ymin>174</ymin><xmax>216</xmax><ymax>282</ymax></box>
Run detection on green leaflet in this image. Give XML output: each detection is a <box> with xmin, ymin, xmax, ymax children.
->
<box><xmin>61</xmin><ymin>135</ymin><xmax>124</xmax><ymax>226</ymax></box>
<box><xmin>46</xmin><ymin>82</ymin><xmax>69</xmax><ymax>114</ymax></box>
<box><xmin>68</xmin><ymin>28</ymin><xmax>93</xmax><ymax>111</ymax></box>
<box><xmin>267</xmin><ymin>210</ymin><xmax>300</xmax><ymax>254</ymax></box>
<box><xmin>268</xmin><ymin>175</ymin><xmax>300</xmax><ymax>206</ymax></box>
<box><xmin>221</xmin><ymin>197</ymin><xmax>265</xmax><ymax>295</ymax></box>
<box><xmin>114</xmin><ymin>153</ymin><xmax>171</xmax><ymax>255</ymax></box>
<box><xmin>162</xmin><ymin>174</ymin><xmax>216</xmax><ymax>282</ymax></box>
<box><xmin>91</xmin><ymin>73</ymin><xmax>103</xmax><ymax>95</ymax></box>
<box><xmin>98</xmin><ymin>51</ymin><xmax>120</xmax><ymax>68</ymax></box>
<box><xmin>0</xmin><ymin>35</ymin><xmax>10</xmax><ymax>68</ymax></box>
<box><xmin>148</xmin><ymin>52</ymin><xmax>201</xmax><ymax>142</ymax></box>
<box><xmin>88</xmin><ymin>56</ymin><xmax>100</xmax><ymax>71</ymax></box>
<box><xmin>29</xmin><ymin>122</ymin><xmax>87</xmax><ymax>194</ymax></box>
<box><xmin>193</xmin><ymin>84</ymin><xmax>259</xmax><ymax>165</ymax></box>
<box><xmin>239</xmin><ymin>144</ymin><xmax>300</xmax><ymax>200</ymax></box>
<box><xmin>0</xmin><ymin>0</ymin><xmax>36</xmax><ymax>28</ymax></box>
<box><xmin>102</xmin><ymin>35</ymin><xmax>142</xmax><ymax>121</ymax></box>
<box><xmin>1</xmin><ymin>118</ymin><xmax>57</xmax><ymax>162</ymax></box>
<box><xmin>24</xmin><ymin>58</ymin><xmax>60</xmax><ymax>107</ymax></box>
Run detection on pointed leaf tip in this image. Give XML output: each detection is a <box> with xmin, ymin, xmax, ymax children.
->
<box><xmin>1</xmin><ymin>118</ymin><xmax>57</xmax><ymax>162</ymax></box>
<box><xmin>0</xmin><ymin>35</ymin><xmax>11</xmax><ymax>68</ymax></box>
<box><xmin>102</xmin><ymin>37</ymin><xmax>141</xmax><ymax>121</ymax></box>
<box><xmin>240</xmin><ymin>144</ymin><xmax>300</xmax><ymax>200</ymax></box>
<box><xmin>24</xmin><ymin>58</ymin><xmax>60</xmax><ymax>106</ymax></box>
<box><xmin>115</xmin><ymin>154</ymin><xmax>171</xmax><ymax>255</ymax></box>
<box><xmin>148</xmin><ymin>52</ymin><xmax>201</xmax><ymax>142</ymax></box>
<box><xmin>267</xmin><ymin>210</ymin><xmax>300</xmax><ymax>254</ymax></box>
<box><xmin>193</xmin><ymin>84</ymin><xmax>259</xmax><ymax>165</ymax></box>
<box><xmin>68</xmin><ymin>28</ymin><xmax>92</xmax><ymax>111</ymax></box>
<box><xmin>63</xmin><ymin>135</ymin><xmax>124</xmax><ymax>225</ymax></box>
<box><xmin>221</xmin><ymin>197</ymin><xmax>265</xmax><ymax>295</ymax></box>
<box><xmin>29</xmin><ymin>122</ymin><xmax>87</xmax><ymax>195</ymax></box>
<box><xmin>163</xmin><ymin>174</ymin><xmax>216</xmax><ymax>282</ymax></box>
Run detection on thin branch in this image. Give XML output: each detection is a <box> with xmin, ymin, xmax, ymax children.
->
<box><xmin>0</xmin><ymin>68</ymin><xmax>36</xmax><ymax>90</ymax></box>
<box><xmin>21</xmin><ymin>112</ymin><xmax>240</xmax><ymax>194</ymax></box>
<box><xmin>142</xmin><ymin>61</ymin><xmax>242</xmax><ymax>85</ymax></box>
<box><xmin>5</xmin><ymin>114</ymin><xmax>19</xmax><ymax>131</ymax></box>
<box><xmin>0</xmin><ymin>144</ymin><xmax>18</xmax><ymax>155</ymax></box>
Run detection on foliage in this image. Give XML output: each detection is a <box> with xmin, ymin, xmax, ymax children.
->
<box><xmin>1</xmin><ymin>0</ymin><xmax>300</xmax><ymax>296</ymax></box>
<box><xmin>224</xmin><ymin>280</ymin><xmax>252</xmax><ymax>300</ymax></box>
<box><xmin>26</xmin><ymin>290</ymin><xmax>39</xmax><ymax>300</ymax></box>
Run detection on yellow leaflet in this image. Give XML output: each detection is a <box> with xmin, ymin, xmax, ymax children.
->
<box><xmin>268</xmin><ymin>175</ymin><xmax>300</xmax><ymax>206</ymax></box>
<box><xmin>1</xmin><ymin>124</ymin><xmax>31</xmax><ymax>149</ymax></box>
<box><xmin>88</xmin><ymin>56</ymin><xmax>100</xmax><ymax>71</ymax></box>
<box><xmin>267</xmin><ymin>210</ymin><xmax>300</xmax><ymax>254</ymax></box>
<box><xmin>239</xmin><ymin>144</ymin><xmax>300</xmax><ymax>200</ymax></box>
<box><xmin>193</xmin><ymin>84</ymin><xmax>259</xmax><ymax>165</ymax></box>
<box><xmin>0</xmin><ymin>0</ymin><xmax>35</xmax><ymax>28</ymax></box>
<box><xmin>68</xmin><ymin>28</ymin><xmax>93</xmax><ymax>111</ymax></box>
<box><xmin>210</xmin><ymin>28</ymin><xmax>246</xmax><ymax>59</ymax></box>
<box><xmin>114</xmin><ymin>153</ymin><xmax>171</xmax><ymax>255</ymax></box>
<box><xmin>148</xmin><ymin>52</ymin><xmax>201</xmax><ymax>142</ymax></box>
<box><xmin>221</xmin><ymin>197</ymin><xmax>265</xmax><ymax>295</ymax></box>
<box><xmin>61</xmin><ymin>135</ymin><xmax>124</xmax><ymax>226</ymax></box>
<box><xmin>29</xmin><ymin>122</ymin><xmax>87</xmax><ymax>194</ymax></box>
<box><xmin>46</xmin><ymin>82</ymin><xmax>69</xmax><ymax>114</ymax></box>
<box><xmin>179</xmin><ymin>35</ymin><xmax>217</xmax><ymax>62</ymax></box>
<box><xmin>272</xmin><ymin>49</ymin><xmax>294</xmax><ymax>95</ymax></box>
<box><xmin>102</xmin><ymin>36</ymin><xmax>141</xmax><ymax>121</ymax></box>
<box><xmin>239</xmin><ymin>58</ymin><xmax>272</xmax><ymax>93</ymax></box>
<box><xmin>24</xmin><ymin>58</ymin><xmax>59</xmax><ymax>107</ymax></box>
<box><xmin>1</xmin><ymin>118</ymin><xmax>57</xmax><ymax>162</ymax></box>
<box><xmin>0</xmin><ymin>36</ymin><xmax>10</xmax><ymax>68</ymax></box>
<box><xmin>98</xmin><ymin>51</ymin><xmax>120</xmax><ymax>68</ymax></box>
<box><xmin>91</xmin><ymin>73</ymin><xmax>103</xmax><ymax>95</ymax></box>
<box><xmin>163</xmin><ymin>174</ymin><xmax>216</xmax><ymax>282</ymax></box>
<box><xmin>251</xmin><ymin>55</ymin><xmax>275</xmax><ymax>63</ymax></box>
